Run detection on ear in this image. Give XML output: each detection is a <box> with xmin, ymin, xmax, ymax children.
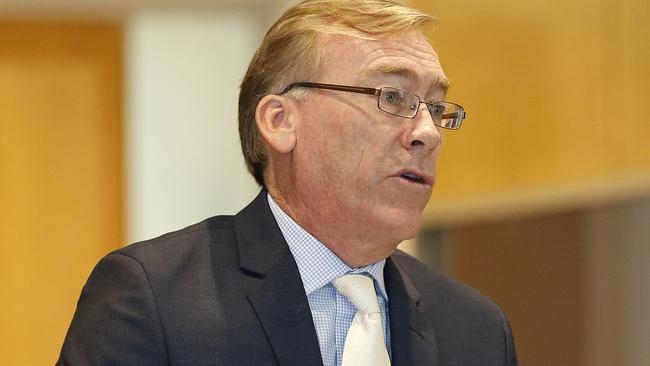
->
<box><xmin>255</xmin><ymin>94</ymin><xmax>298</xmax><ymax>154</ymax></box>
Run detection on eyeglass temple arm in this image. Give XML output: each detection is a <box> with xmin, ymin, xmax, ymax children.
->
<box><xmin>281</xmin><ymin>82</ymin><xmax>379</xmax><ymax>96</ymax></box>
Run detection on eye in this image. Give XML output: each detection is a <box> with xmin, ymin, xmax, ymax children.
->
<box><xmin>429</xmin><ymin>103</ymin><xmax>446</xmax><ymax>118</ymax></box>
<box><xmin>383</xmin><ymin>90</ymin><xmax>400</xmax><ymax>104</ymax></box>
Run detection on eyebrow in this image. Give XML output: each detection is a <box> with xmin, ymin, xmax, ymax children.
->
<box><xmin>362</xmin><ymin>64</ymin><xmax>419</xmax><ymax>82</ymax></box>
<box><xmin>361</xmin><ymin>63</ymin><xmax>450</xmax><ymax>94</ymax></box>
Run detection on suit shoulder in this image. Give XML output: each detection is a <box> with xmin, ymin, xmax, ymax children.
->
<box><xmin>390</xmin><ymin>250</ymin><xmax>518</xmax><ymax>364</ymax></box>
<box><xmin>391</xmin><ymin>249</ymin><xmax>503</xmax><ymax>315</ymax></box>
<box><xmin>113</xmin><ymin>215</ymin><xmax>236</xmax><ymax>263</ymax></box>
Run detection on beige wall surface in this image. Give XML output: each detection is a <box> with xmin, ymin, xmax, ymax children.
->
<box><xmin>0</xmin><ymin>23</ymin><xmax>123</xmax><ymax>364</ymax></box>
<box><xmin>583</xmin><ymin>199</ymin><xmax>650</xmax><ymax>366</ymax></box>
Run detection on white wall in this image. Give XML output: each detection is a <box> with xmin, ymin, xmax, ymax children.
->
<box><xmin>125</xmin><ymin>10</ymin><xmax>262</xmax><ymax>242</ymax></box>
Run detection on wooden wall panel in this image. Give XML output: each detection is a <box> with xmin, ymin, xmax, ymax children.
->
<box><xmin>0</xmin><ymin>23</ymin><xmax>122</xmax><ymax>364</ymax></box>
<box><xmin>405</xmin><ymin>0</ymin><xmax>650</xmax><ymax>220</ymax></box>
<box><xmin>408</xmin><ymin>1</ymin><xmax>650</xmax><ymax>364</ymax></box>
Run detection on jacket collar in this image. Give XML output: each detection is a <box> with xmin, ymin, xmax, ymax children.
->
<box><xmin>235</xmin><ymin>189</ymin><xmax>323</xmax><ymax>366</ymax></box>
<box><xmin>386</xmin><ymin>254</ymin><xmax>440</xmax><ymax>366</ymax></box>
<box><xmin>235</xmin><ymin>189</ymin><xmax>439</xmax><ymax>366</ymax></box>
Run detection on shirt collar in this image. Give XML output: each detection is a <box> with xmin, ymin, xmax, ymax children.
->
<box><xmin>267</xmin><ymin>193</ymin><xmax>387</xmax><ymax>299</ymax></box>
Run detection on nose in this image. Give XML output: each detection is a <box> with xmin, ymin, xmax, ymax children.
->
<box><xmin>401</xmin><ymin>104</ymin><xmax>442</xmax><ymax>151</ymax></box>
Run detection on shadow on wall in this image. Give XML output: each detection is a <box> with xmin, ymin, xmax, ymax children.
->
<box><xmin>417</xmin><ymin>197</ymin><xmax>650</xmax><ymax>366</ymax></box>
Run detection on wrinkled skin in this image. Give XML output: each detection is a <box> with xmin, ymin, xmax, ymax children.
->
<box><xmin>264</xmin><ymin>30</ymin><xmax>448</xmax><ymax>268</ymax></box>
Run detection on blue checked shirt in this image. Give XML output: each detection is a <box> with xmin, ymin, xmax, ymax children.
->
<box><xmin>267</xmin><ymin>194</ymin><xmax>391</xmax><ymax>366</ymax></box>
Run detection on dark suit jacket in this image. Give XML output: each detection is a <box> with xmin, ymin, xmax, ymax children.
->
<box><xmin>58</xmin><ymin>189</ymin><xmax>517</xmax><ymax>365</ymax></box>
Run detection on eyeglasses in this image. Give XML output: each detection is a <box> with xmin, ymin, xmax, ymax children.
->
<box><xmin>280</xmin><ymin>82</ymin><xmax>466</xmax><ymax>130</ymax></box>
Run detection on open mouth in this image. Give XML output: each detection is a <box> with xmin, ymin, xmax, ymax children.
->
<box><xmin>400</xmin><ymin>172</ymin><xmax>427</xmax><ymax>184</ymax></box>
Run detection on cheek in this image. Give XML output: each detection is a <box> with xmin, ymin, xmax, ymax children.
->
<box><xmin>297</xmin><ymin>101</ymin><xmax>401</xmax><ymax>190</ymax></box>
<box><xmin>297</xmin><ymin>133</ymin><xmax>366</xmax><ymax>201</ymax></box>
<box><xmin>295</xmin><ymin>120</ymin><xmax>350</xmax><ymax>184</ymax></box>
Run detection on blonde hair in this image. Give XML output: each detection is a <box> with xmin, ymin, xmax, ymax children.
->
<box><xmin>238</xmin><ymin>0</ymin><xmax>434</xmax><ymax>186</ymax></box>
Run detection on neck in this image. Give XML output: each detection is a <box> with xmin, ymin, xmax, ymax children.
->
<box><xmin>265</xmin><ymin>175</ymin><xmax>399</xmax><ymax>268</ymax></box>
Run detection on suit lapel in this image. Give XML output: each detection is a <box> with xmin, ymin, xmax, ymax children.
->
<box><xmin>386</xmin><ymin>256</ymin><xmax>439</xmax><ymax>366</ymax></box>
<box><xmin>235</xmin><ymin>190</ymin><xmax>323</xmax><ymax>366</ymax></box>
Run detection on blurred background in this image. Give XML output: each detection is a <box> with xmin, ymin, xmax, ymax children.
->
<box><xmin>1</xmin><ymin>0</ymin><xmax>648</xmax><ymax>364</ymax></box>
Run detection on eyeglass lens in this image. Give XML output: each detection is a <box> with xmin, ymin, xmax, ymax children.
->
<box><xmin>378</xmin><ymin>87</ymin><xmax>463</xmax><ymax>129</ymax></box>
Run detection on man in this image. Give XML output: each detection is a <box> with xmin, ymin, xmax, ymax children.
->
<box><xmin>59</xmin><ymin>0</ymin><xmax>517</xmax><ymax>365</ymax></box>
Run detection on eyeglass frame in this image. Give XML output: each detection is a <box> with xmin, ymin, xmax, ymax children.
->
<box><xmin>279</xmin><ymin>81</ymin><xmax>466</xmax><ymax>130</ymax></box>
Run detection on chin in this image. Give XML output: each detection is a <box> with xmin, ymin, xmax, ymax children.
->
<box><xmin>375</xmin><ymin>206</ymin><xmax>424</xmax><ymax>242</ymax></box>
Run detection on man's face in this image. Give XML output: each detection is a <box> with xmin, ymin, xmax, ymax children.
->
<box><xmin>291</xmin><ymin>30</ymin><xmax>447</xmax><ymax>245</ymax></box>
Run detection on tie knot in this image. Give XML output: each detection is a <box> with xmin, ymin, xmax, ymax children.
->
<box><xmin>332</xmin><ymin>274</ymin><xmax>381</xmax><ymax>314</ymax></box>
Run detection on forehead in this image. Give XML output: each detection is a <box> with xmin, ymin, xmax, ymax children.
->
<box><xmin>318</xmin><ymin>31</ymin><xmax>447</xmax><ymax>91</ymax></box>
